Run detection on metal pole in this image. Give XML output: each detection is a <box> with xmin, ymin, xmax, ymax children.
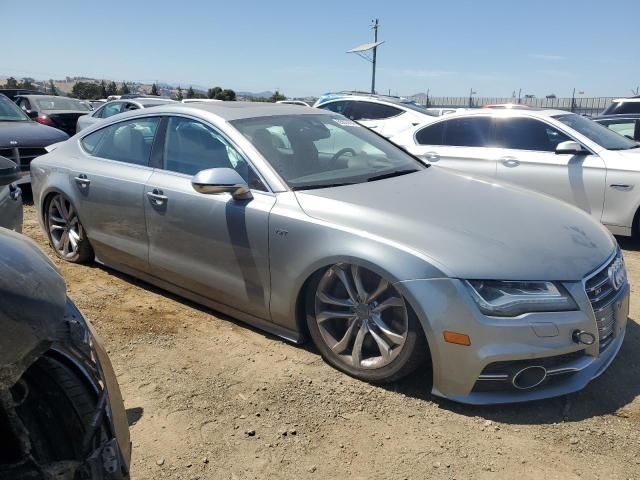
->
<box><xmin>571</xmin><ymin>87</ymin><xmax>576</xmax><ymax>113</ymax></box>
<box><xmin>371</xmin><ymin>19</ymin><xmax>379</xmax><ymax>94</ymax></box>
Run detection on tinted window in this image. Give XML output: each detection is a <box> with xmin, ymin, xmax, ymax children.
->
<box><xmin>596</xmin><ymin>119</ymin><xmax>638</xmax><ymax>140</ymax></box>
<box><xmin>122</xmin><ymin>102</ymin><xmax>139</xmax><ymax>112</ymax></box>
<box><xmin>495</xmin><ymin>117</ymin><xmax>570</xmax><ymax>152</ymax></box>
<box><xmin>81</xmin><ymin>117</ymin><xmax>160</xmax><ymax>166</ymax></box>
<box><xmin>163</xmin><ymin>117</ymin><xmax>266</xmax><ymax>190</ymax></box>
<box><xmin>415</xmin><ymin>122</ymin><xmax>445</xmax><ymax>145</ymax></box>
<box><xmin>443</xmin><ymin>117</ymin><xmax>492</xmax><ymax>147</ymax></box>
<box><xmin>602</xmin><ymin>101</ymin><xmax>640</xmax><ymax>115</ymax></box>
<box><xmin>98</xmin><ymin>102</ymin><xmax>123</xmax><ymax>118</ymax></box>
<box><xmin>318</xmin><ymin>101</ymin><xmax>351</xmax><ymax>115</ymax></box>
<box><xmin>349</xmin><ymin>102</ymin><xmax>402</xmax><ymax>120</ymax></box>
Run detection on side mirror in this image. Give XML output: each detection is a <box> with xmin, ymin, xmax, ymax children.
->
<box><xmin>0</xmin><ymin>156</ymin><xmax>21</xmax><ymax>186</ymax></box>
<box><xmin>191</xmin><ymin>168</ymin><xmax>252</xmax><ymax>200</ymax></box>
<box><xmin>26</xmin><ymin>110</ymin><xmax>39</xmax><ymax>119</ymax></box>
<box><xmin>556</xmin><ymin>140</ymin><xmax>588</xmax><ymax>155</ymax></box>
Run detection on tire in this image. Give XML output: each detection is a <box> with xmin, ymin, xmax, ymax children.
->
<box><xmin>306</xmin><ymin>264</ymin><xmax>427</xmax><ymax>383</ymax></box>
<box><xmin>45</xmin><ymin>193</ymin><xmax>94</xmax><ymax>263</ymax></box>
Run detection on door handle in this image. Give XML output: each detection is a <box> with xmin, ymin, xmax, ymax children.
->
<box><xmin>609</xmin><ymin>184</ymin><xmax>633</xmax><ymax>191</ymax></box>
<box><xmin>74</xmin><ymin>174</ymin><xmax>91</xmax><ymax>188</ymax></box>
<box><xmin>500</xmin><ymin>157</ymin><xmax>520</xmax><ymax>167</ymax></box>
<box><xmin>423</xmin><ymin>152</ymin><xmax>440</xmax><ymax>162</ymax></box>
<box><xmin>146</xmin><ymin>189</ymin><xmax>168</xmax><ymax>205</ymax></box>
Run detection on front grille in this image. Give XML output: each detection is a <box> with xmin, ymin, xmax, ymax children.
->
<box><xmin>0</xmin><ymin>147</ymin><xmax>47</xmax><ymax>172</ymax></box>
<box><xmin>584</xmin><ymin>251</ymin><xmax>626</xmax><ymax>352</ymax></box>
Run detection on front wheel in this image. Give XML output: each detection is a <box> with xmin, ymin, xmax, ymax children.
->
<box><xmin>45</xmin><ymin>193</ymin><xmax>94</xmax><ymax>263</ymax></box>
<box><xmin>306</xmin><ymin>263</ymin><xmax>427</xmax><ymax>383</ymax></box>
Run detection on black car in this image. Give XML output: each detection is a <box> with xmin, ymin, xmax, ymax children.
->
<box><xmin>15</xmin><ymin>94</ymin><xmax>91</xmax><ymax>136</ymax></box>
<box><xmin>592</xmin><ymin>114</ymin><xmax>640</xmax><ymax>142</ymax></box>
<box><xmin>0</xmin><ymin>228</ymin><xmax>132</xmax><ymax>479</ymax></box>
<box><xmin>0</xmin><ymin>88</ymin><xmax>45</xmax><ymax>102</ymax></box>
<box><xmin>0</xmin><ymin>94</ymin><xmax>68</xmax><ymax>182</ymax></box>
<box><xmin>600</xmin><ymin>97</ymin><xmax>640</xmax><ymax>115</ymax></box>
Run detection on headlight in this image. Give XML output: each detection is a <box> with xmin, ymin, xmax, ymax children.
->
<box><xmin>465</xmin><ymin>280</ymin><xmax>578</xmax><ymax>317</ymax></box>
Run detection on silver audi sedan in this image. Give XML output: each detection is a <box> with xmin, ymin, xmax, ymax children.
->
<box><xmin>30</xmin><ymin>103</ymin><xmax>629</xmax><ymax>404</ymax></box>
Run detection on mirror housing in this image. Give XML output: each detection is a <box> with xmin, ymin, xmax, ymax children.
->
<box><xmin>191</xmin><ymin>168</ymin><xmax>252</xmax><ymax>200</ymax></box>
<box><xmin>0</xmin><ymin>156</ymin><xmax>21</xmax><ymax>186</ymax></box>
<box><xmin>556</xmin><ymin>140</ymin><xmax>588</xmax><ymax>155</ymax></box>
<box><xmin>26</xmin><ymin>110</ymin><xmax>39</xmax><ymax>119</ymax></box>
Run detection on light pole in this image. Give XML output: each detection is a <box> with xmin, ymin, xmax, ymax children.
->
<box><xmin>347</xmin><ymin>20</ymin><xmax>384</xmax><ymax>95</ymax></box>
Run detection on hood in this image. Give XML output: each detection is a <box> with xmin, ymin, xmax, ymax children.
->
<box><xmin>0</xmin><ymin>120</ymin><xmax>69</xmax><ymax>147</ymax></box>
<box><xmin>295</xmin><ymin>168</ymin><xmax>616</xmax><ymax>281</ymax></box>
<box><xmin>0</xmin><ymin>229</ymin><xmax>67</xmax><ymax>389</ymax></box>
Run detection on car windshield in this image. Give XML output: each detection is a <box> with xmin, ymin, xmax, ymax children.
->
<box><xmin>0</xmin><ymin>95</ymin><xmax>29</xmax><ymax>122</ymax></box>
<box><xmin>34</xmin><ymin>97</ymin><xmax>90</xmax><ymax>111</ymax></box>
<box><xmin>554</xmin><ymin>113</ymin><xmax>638</xmax><ymax>150</ymax></box>
<box><xmin>232</xmin><ymin>114</ymin><xmax>426</xmax><ymax>190</ymax></box>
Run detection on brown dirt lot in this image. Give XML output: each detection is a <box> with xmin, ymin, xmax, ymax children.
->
<box><xmin>21</xmin><ymin>203</ymin><xmax>640</xmax><ymax>480</ymax></box>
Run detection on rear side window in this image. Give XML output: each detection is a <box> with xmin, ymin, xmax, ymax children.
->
<box><xmin>442</xmin><ymin>117</ymin><xmax>492</xmax><ymax>147</ymax></box>
<box><xmin>81</xmin><ymin>117</ymin><xmax>160</xmax><ymax>166</ymax></box>
<box><xmin>602</xmin><ymin>101</ymin><xmax>640</xmax><ymax>115</ymax></box>
<box><xmin>494</xmin><ymin>117</ymin><xmax>570</xmax><ymax>152</ymax></box>
<box><xmin>318</xmin><ymin>101</ymin><xmax>351</xmax><ymax>115</ymax></box>
<box><xmin>349</xmin><ymin>102</ymin><xmax>402</xmax><ymax>120</ymax></box>
<box><xmin>415</xmin><ymin>122</ymin><xmax>445</xmax><ymax>145</ymax></box>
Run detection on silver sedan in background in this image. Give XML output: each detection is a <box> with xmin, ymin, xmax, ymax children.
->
<box><xmin>31</xmin><ymin>103</ymin><xmax>628</xmax><ymax>404</ymax></box>
<box><xmin>76</xmin><ymin>97</ymin><xmax>176</xmax><ymax>132</ymax></box>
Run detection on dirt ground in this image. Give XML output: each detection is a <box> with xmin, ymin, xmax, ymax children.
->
<box><xmin>21</xmin><ymin>202</ymin><xmax>640</xmax><ymax>480</ymax></box>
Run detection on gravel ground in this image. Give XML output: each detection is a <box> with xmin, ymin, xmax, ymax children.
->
<box><xmin>21</xmin><ymin>202</ymin><xmax>640</xmax><ymax>480</ymax></box>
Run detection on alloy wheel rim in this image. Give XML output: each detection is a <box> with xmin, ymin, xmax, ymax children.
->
<box><xmin>48</xmin><ymin>195</ymin><xmax>82</xmax><ymax>258</ymax></box>
<box><xmin>315</xmin><ymin>264</ymin><xmax>408</xmax><ymax>369</ymax></box>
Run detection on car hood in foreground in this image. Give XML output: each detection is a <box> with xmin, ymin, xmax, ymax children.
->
<box><xmin>294</xmin><ymin>168</ymin><xmax>615</xmax><ymax>281</ymax></box>
<box><xmin>0</xmin><ymin>120</ymin><xmax>69</xmax><ymax>147</ymax></box>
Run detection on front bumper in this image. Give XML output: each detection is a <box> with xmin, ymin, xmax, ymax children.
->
<box><xmin>397</xmin><ymin>277</ymin><xmax>629</xmax><ymax>405</ymax></box>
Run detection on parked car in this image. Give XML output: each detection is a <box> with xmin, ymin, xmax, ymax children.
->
<box><xmin>601</xmin><ymin>96</ymin><xmax>640</xmax><ymax>115</ymax></box>
<box><xmin>76</xmin><ymin>98</ymin><xmax>177</xmax><ymax>132</ymax></box>
<box><xmin>15</xmin><ymin>94</ymin><xmax>91</xmax><ymax>136</ymax></box>
<box><xmin>277</xmin><ymin>100</ymin><xmax>310</xmax><ymax>107</ymax></box>
<box><xmin>0</xmin><ymin>156</ymin><xmax>23</xmax><ymax>231</ymax></box>
<box><xmin>314</xmin><ymin>93</ymin><xmax>437</xmax><ymax>137</ymax></box>
<box><xmin>31</xmin><ymin>102</ymin><xmax>628</xmax><ymax>404</ymax></box>
<box><xmin>0</xmin><ymin>227</ymin><xmax>131</xmax><ymax>478</ymax></box>
<box><xmin>391</xmin><ymin>108</ymin><xmax>640</xmax><ymax>237</ymax></box>
<box><xmin>592</xmin><ymin>114</ymin><xmax>640</xmax><ymax>142</ymax></box>
<box><xmin>425</xmin><ymin>107</ymin><xmax>466</xmax><ymax>116</ymax></box>
<box><xmin>0</xmin><ymin>93</ymin><xmax>69</xmax><ymax>183</ymax></box>
<box><xmin>0</xmin><ymin>88</ymin><xmax>45</xmax><ymax>101</ymax></box>
<box><xmin>182</xmin><ymin>98</ymin><xmax>222</xmax><ymax>103</ymax></box>
<box><xmin>482</xmin><ymin>103</ymin><xmax>530</xmax><ymax>109</ymax></box>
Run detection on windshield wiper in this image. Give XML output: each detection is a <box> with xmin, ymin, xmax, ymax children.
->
<box><xmin>366</xmin><ymin>169</ymin><xmax>419</xmax><ymax>182</ymax></box>
<box><xmin>291</xmin><ymin>182</ymin><xmax>356</xmax><ymax>191</ymax></box>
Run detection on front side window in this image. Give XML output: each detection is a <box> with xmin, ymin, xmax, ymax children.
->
<box><xmin>415</xmin><ymin>121</ymin><xmax>445</xmax><ymax>145</ymax></box>
<box><xmin>349</xmin><ymin>102</ymin><xmax>402</xmax><ymax>120</ymax></box>
<box><xmin>555</xmin><ymin>113</ymin><xmax>639</xmax><ymax>151</ymax></box>
<box><xmin>163</xmin><ymin>117</ymin><xmax>266</xmax><ymax>190</ymax></box>
<box><xmin>232</xmin><ymin>114</ymin><xmax>425</xmax><ymax>190</ymax></box>
<box><xmin>442</xmin><ymin>117</ymin><xmax>492</xmax><ymax>147</ymax></box>
<box><xmin>495</xmin><ymin>117</ymin><xmax>570</xmax><ymax>152</ymax></box>
<box><xmin>0</xmin><ymin>96</ymin><xmax>29</xmax><ymax>121</ymax></box>
<box><xmin>81</xmin><ymin>117</ymin><xmax>160</xmax><ymax>166</ymax></box>
<box><xmin>596</xmin><ymin>119</ymin><xmax>638</xmax><ymax>141</ymax></box>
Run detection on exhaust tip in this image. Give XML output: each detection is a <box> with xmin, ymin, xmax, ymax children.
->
<box><xmin>512</xmin><ymin>365</ymin><xmax>547</xmax><ymax>390</ymax></box>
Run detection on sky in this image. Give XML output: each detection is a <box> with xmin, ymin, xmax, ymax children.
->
<box><xmin>4</xmin><ymin>0</ymin><xmax>639</xmax><ymax>98</ymax></box>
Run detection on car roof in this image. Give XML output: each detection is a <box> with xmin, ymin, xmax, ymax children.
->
<box><xmin>611</xmin><ymin>98</ymin><xmax>640</xmax><ymax>103</ymax></box>
<box><xmin>592</xmin><ymin>113</ymin><xmax>640</xmax><ymax>120</ymax></box>
<box><xmin>16</xmin><ymin>94</ymin><xmax>79</xmax><ymax>100</ymax></box>
<box><xmin>162</xmin><ymin>101</ymin><xmax>319</xmax><ymax>120</ymax></box>
<box><xmin>319</xmin><ymin>93</ymin><xmax>415</xmax><ymax>106</ymax></box>
<box><xmin>439</xmin><ymin>108</ymin><xmax>570</xmax><ymax>119</ymax></box>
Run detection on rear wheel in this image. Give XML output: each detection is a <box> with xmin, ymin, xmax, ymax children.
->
<box><xmin>306</xmin><ymin>263</ymin><xmax>427</xmax><ymax>383</ymax></box>
<box><xmin>45</xmin><ymin>193</ymin><xmax>93</xmax><ymax>263</ymax></box>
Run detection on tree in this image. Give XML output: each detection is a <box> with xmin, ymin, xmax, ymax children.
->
<box><xmin>150</xmin><ymin>83</ymin><xmax>159</xmax><ymax>96</ymax></box>
<box><xmin>48</xmin><ymin>79</ymin><xmax>57</xmax><ymax>96</ymax></box>
<box><xmin>269</xmin><ymin>90</ymin><xmax>286</xmax><ymax>102</ymax></box>
<box><xmin>106</xmin><ymin>81</ymin><xmax>118</xmax><ymax>96</ymax></box>
<box><xmin>220</xmin><ymin>89</ymin><xmax>236</xmax><ymax>101</ymax></box>
<box><xmin>208</xmin><ymin>86</ymin><xmax>222</xmax><ymax>99</ymax></box>
<box><xmin>545</xmin><ymin>93</ymin><xmax>557</xmax><ymax>99</ymax></box>
<box><xmin>118</xmin><ymin>82</ymin><xmax>130</xmax><ymax>95</ymax></box>
<box><xmin>70</xmin><ymin>81</ymin><xmax>102</xmax><ymax>99</ymax></box>
<box><xmin>176</xmin><ymin>86</ymin><xmax>183</xmax><ymax>101</ymax></box>
<box><xmin>100</xmin><ymin>80</ymin><xmax>107</xmax><ymax>98</ymax></box>
<box><xmin>186</xmin><ymin>86</ymin><xmax>195</xmax><ymax>99</ymax></box>
<box><xmin>18</xmin><ymin>77</ymin><xmax>37</xmax><ymax>90</ymax></box>
<box><xmin>4</xmin><ymin>77</ymin><xmax>18</xmax><ymax>88</ymax></box>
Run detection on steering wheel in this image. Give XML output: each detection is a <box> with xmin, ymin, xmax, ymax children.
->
<box><xmin>329</xmin><ymin>148</ymin><xmax>356</xmax><ymax>168</ymax></box>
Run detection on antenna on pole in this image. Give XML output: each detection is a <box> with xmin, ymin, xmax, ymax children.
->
<box><xmin>347</xmin><ymin>18</ymin><xmax>383</xmax><ymax>94</ymax></box>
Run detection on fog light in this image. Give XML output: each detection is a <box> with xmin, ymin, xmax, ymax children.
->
<box><xmin>443</xmin><ymin>331</ymin><xmax>471</xmax><ymax>346</ymax></box>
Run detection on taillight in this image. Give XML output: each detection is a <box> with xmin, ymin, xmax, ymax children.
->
<box><xmin>36</xmin><ymin>115</ymin><xmax>56</xmax><ymax>127</ymax></box>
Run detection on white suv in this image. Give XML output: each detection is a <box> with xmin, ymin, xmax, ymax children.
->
<box><xmin>313</xmin><ymin>93</ymin><xmax>437</xmax><ymax>138</ymax></box>
<box><xmin>391</xmin><ymin>108</ymin><xmax>640</xmax><ymax>237</ymax></box>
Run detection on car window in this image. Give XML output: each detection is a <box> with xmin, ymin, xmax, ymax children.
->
<box><xmin>0</xmin><ymin>95</ymin><xmax>30</xmax><ymax>121</ymax></box>
<box><xmin>494</xmin><ymin>117</ymin><xmax>571</xmax><ymax>152</ymax></box>
<box><xmin>99</xmin><ymin>102</ymin><xmax>123</xmax><ymax>119</ymax></box>
<box><xmin>163</xmin><ymin>117</ymin><xmax>266</xmax><ymax>191</ymax></box>
<box><xmin>17</xmin><ymin>98</ymin><xmax>31</xmax><ymax>111</ymax></box>
<box><xmin>442</xmin><ymin>117</ymin><xmax>493</xmax><ymax>147</ymax></box>
<box><xmin>122</xmin><ymin>102</ymin><xmax>139</xmax><ymax>112</ymax></box>
<box><xmin>318</xmin><ymin>101</ymin><xmax>351</xmax><ymax>115</ymax></box>
<box><xmin>34</xmin><ymin>97</ymin><xmax>89</xmax><ymax>111</ymax></box>
<box><xmin>349</xmin><ymin>102</ymin><xmax>403</xmax><ymax>121</ymax></box>
<box><xmin>602</xmin><ymin>101</ymin><xmax>640</xmax><ymax>115</ymax></box>
<box><xmin>555</xmin><ymin>113</ymin><xmax>638</xmax><ymax>150</ymax></box>
<box><xmin>597</xmin><ymin>119</ymin><xmax>638</xmax><ymax>140</ymax></box>
<box><xmin>81</xmin><ymin>117</ymin><xmax>160</xmax><ymax>166</ymax></box>
<box><xmin>415</xmin><ymin>122</ymin><xmax>445</xmax><ymax>145</ymax></box>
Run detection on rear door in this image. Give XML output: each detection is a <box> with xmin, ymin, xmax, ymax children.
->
<box><xmin>411</xmin><ymin>115</ymin><xmax>498</xmax><ymax>178</ymax></box>
<box><xmin>144</xmin><ymin>115</ymin><xmax>275</xmax><ymax>319</ymax></box>
<box><xmin>494</xmin><ymin>116</ymin><xmax>606</xmax><ymax>218</ymax></box>
<box><xmin>72</xmin><ymin>116</ymin><xmax>162</xmax><ymax>272</ymax></box>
